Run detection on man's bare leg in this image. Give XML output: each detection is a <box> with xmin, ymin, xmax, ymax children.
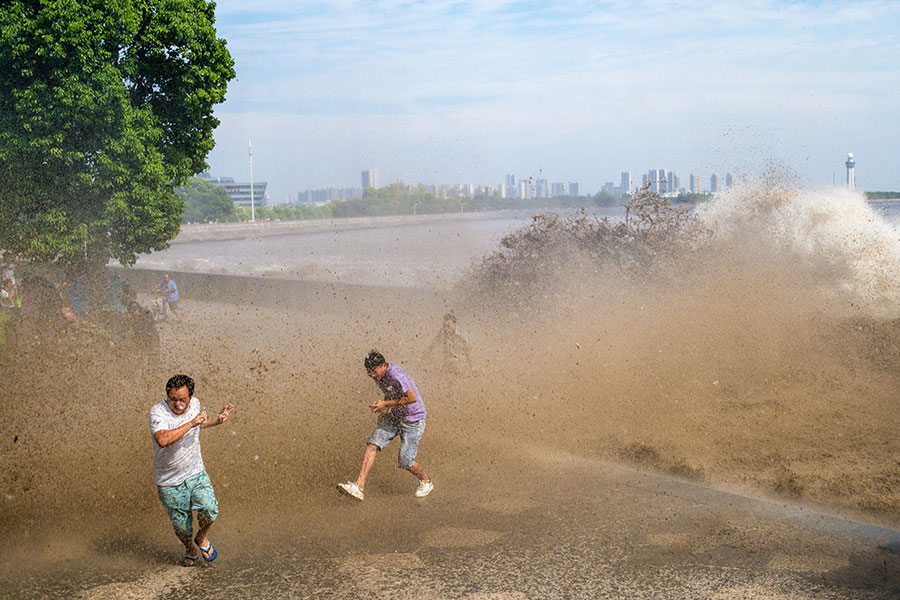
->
<box><xmin>193</xmin><ymin>516</ymin><xmax>214</xmax><ymax>559</ymax></box>
<box><xmin>407</xmin><ymin>461</ymin><xmax>429</xmax><ymax>482</ymax></box>
<box><xmin>176</xmin><ymin>532</ymin><xmax>198</xmax><ymax>563</ymax></box>
<box><xmin>355</xmin><ymin>443</ymin><xmax>379</xmax><ymax>490</ymax></box>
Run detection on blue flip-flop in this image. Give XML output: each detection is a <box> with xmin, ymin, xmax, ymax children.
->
<box><xmin>199</xmin><ymin>542</ymin><xmax>217</xmax><ymax>563</ymax></box>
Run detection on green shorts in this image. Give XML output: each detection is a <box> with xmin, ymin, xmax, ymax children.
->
<box><xmin>157</xmin><ymin>471</ymin><xmax>219</xmax><ymax>537</ymax></box>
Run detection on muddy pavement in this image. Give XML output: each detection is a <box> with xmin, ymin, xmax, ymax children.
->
<box><xmin>7</xmin><ymin>443</ymin><xmax>900</xmax><ymax>599</ymax></box>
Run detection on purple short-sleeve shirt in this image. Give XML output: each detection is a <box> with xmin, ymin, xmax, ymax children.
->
<box><xmin>377</xmin><ymin>363</ymin><xmax>426</xmax><ymax>422</ymax></box>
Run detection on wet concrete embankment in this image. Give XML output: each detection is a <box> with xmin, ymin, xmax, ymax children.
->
<box><xmin>115</xmin><ymin>266</ymin><xmax>438</xmax><ymax>315</ymax></box>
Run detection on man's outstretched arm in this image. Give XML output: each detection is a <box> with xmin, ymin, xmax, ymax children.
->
<box><xmin>201</xmin><ymin>403</ymin><xmax>234</xmax><ymax>428</ymax></box>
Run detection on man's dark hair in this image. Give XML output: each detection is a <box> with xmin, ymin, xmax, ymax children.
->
<box><xmin>364</xmin><ymin>350</ymin><xmax>386</xmax><ymax>371</ymax></box>
<box><xmin>443</xmin><ymin>311</ymin><xmax>457</xmax><ymax>323</ymax></box>
<box><xmin>166</xmin><ymin>374</ymin><xmax>195</xmax><ymax>397</ymax></box>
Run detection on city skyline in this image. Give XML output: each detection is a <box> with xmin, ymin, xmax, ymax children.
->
<box><xmin>204</xmin><ymin>1</ymin><xmax>900</xmax><ymax>202</ymax></box>
<box><xmin>209</xmin><ymin>153</ymin><xmax>863</xmax><ymax>207</ymax></box>
<box><xmin>287</xmin><ymin>167</ymin><xmax>739</xmax><ymax>203</ymax></box>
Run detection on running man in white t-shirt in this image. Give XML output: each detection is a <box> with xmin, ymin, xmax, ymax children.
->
<box><xmin>150</xmin><ymin>374</ymin><xmax>234</xmax><ymax>567</ymax></box>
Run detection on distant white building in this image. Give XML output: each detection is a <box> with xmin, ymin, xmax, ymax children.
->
<box><xmin>518</xmin><ymin>180</ymin><xmax>531</xmax><ymax>199</ymax></box>
<box><xmin>667</xmin><ymin>172</ymin><xmax>681</xmax><ymax>194</ymax></box>
<box><xmin>689</xmin><ymin>174</ymin><xmax>702</xmax><ymax>194</ymax></box>
<box><xmin>568</xmin><ymin>182</ymin><xmax>582</xmax><ymax>197</ymax></box>
<box><xmin>647</xmin><ymin>169</ymin><xmax>659</xmax><ymax>193</ymax></box>
<box><xmin>298</xmin><ymin>187</ymin><xmax>362</xmax><ymax>204</ymax></box>
<box><xmin>601</xmin><ymin>181</ymin><xmax>623</xmax><ymax>196</ymax></box>
<box><xmin>361</xmin><ymin>169</ymin><xmax>379</xmax><ymax>189</ymax></box>
<box><xmin>710</xmin><ymin>174</ymin><xmax>720</xmax><ymax>194</ymax></box>
<box><xmin>621</xmin><ymin>171</ymin><xmax>632</xmax><ymax>194</ymax></box>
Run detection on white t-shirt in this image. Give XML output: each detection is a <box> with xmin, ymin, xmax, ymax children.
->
<box><xmin>149</xmin><ymin>397</ymin><xmax>206</xmax><ymax>486</ymax></box>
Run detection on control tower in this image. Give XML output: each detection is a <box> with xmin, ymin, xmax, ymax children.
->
<box><xmin>845</xmin><ymin>153</ymin><xmax>855</xmax><ymax>192</ymax></box>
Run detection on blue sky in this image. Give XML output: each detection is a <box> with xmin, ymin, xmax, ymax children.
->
<box><xmin>205</xmin><ymin>0</ymin><xmax>900</xmax><ymax>203</ymax></box>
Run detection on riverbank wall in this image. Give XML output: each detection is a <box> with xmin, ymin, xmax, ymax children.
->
<box><xmin>114</xmin><ymin>267</ymin><xmax>443</xmax><ymax>314</ymax></box>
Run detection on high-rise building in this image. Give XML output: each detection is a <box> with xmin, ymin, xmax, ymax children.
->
<box><xmin>361</xmin><ymin>169</ymin><xmax>378</xmax><ymax>189</ymax></box>
<box><xmin>710</xmin><ymin>174</ymin><xmax>720</xmax><ymax>194</ymax></box>
<box><xmin>621</xmin><ymin>171</ymin><xmax>632</xmax><ymax>194</ymax></box>
<box><xmin>725</xmin><ymin>173</ymin><xmax>734</xmax><ymax>188</ymax></box>
<box><xmin>505</xmin><ymin>174</ymin><xmax>516</xmax><ymax>187</ymax></box>
<box><xmin>518</xmin><ymin>180</ymin><xmax>529</xmax><ymax>199</ymax></box>
<box><xmin>690</xmin><ymin>174</ymin><xmax>702</xmax><ymax>194</ymax></box>
<box><xmin>647</xmin><ymin>169</ymin><xmax>660</xmax><ymax>193</ymax></box>
<box><xmin>535</xmin><ymin>178</ymin><xmax>549</xmax><ymax>199</ymax></box>
<box><xmin>668</xmin><ymin>172</ymin><xmax>681</xmax><ymax>194</ymax></box>
<box><xmin>551</xmin><ymin>182</ymin><xmax>566</xmax><ymax>197</ymax></box>
<box><xmin>568</xmin><ymin>182</ymin><xmax>582</xmax><ymax>197</ymax></box>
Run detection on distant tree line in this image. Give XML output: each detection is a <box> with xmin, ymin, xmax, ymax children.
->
<box><xmin>865</xmin><ymin>192</ymin><xmax>900</xmax><ymax>200</ymax></box>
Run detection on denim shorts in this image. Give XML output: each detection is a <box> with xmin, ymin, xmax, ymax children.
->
<box><xmin>367</xmin><ymin>416</ymin><xmax>426</xmax><ymax>469</ymax></box>
<box><xmin>157</xmin><ymin>471</ymin><xmax>219</xmax><ymax>537</ymax></box>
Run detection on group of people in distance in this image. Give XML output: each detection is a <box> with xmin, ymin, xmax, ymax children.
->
<box><xmin>150</xmin><ymin>311</ymin><xmax>473</xmax><ymax>567</ymax></box>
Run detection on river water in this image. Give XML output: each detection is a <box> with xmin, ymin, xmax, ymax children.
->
<box><xmin>133</xmin><ymin>209</ymin><xmax>624</xmax><ymax>289</ymax></box>
<box><xmin>134</xmin><ymin>200</ymin><xmax>900</xmax><ymax>292</ymax></box>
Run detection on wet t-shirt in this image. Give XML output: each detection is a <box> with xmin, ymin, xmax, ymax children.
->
<box><xmin>165</xmin><ymin>280</ymin><xmax>179</xmax><ymax>302</ymax></box>
<box><xmin>377</xmin><ymin>363</ymin><xmax>426</xmax><ymax>422</ymax></box>
<box><xmin>149</xmin><ymin>397</ymin><xmax>206</xmax><ymax>486</ymax></box>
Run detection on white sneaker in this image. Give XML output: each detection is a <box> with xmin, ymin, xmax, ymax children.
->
<box><xmin>337</xmin><ymin>481</ymin><xmax>364</xmax><ymax>500</ymax></box>
<box><xmin>415</xmin><ymin>479</ymin><xmax>434</xmax><ymax>498</ymax></box>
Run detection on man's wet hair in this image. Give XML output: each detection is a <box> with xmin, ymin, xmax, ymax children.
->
<box><xmin>443</xmin><ymin>311</ymin><xmax>457</xmax><ymax>323</ymax></box>
<box><xmin>364</xmin><ymin>350</ymin><xmax>386</xmax><ymax>371</ymax></box>
<box><xmin>166</xmin><ymin>374</ymin><xmax>195</xmax><ymax>397</ymax></box>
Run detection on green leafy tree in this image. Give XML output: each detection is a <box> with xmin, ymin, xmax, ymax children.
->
<box><xmin>176</xmin><ymin>177</ymin><xmax>235</xmax><ymax>223</ymax></box>
<box><xmin>0</xmin><ymin>0</ymin><xmax>235</xmax><ymax>268</ymax></box>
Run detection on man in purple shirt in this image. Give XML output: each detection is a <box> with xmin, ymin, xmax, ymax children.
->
<box><xmin>337</xmin><ymin>350</ymin><xmax>433</xmax><ymax>500</ymax></box>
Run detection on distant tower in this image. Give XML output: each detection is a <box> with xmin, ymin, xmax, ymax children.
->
<box><xmin>845</xmin><ymin>153</ymin><xmax>855</xmax><ymax>191</ymax></box>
